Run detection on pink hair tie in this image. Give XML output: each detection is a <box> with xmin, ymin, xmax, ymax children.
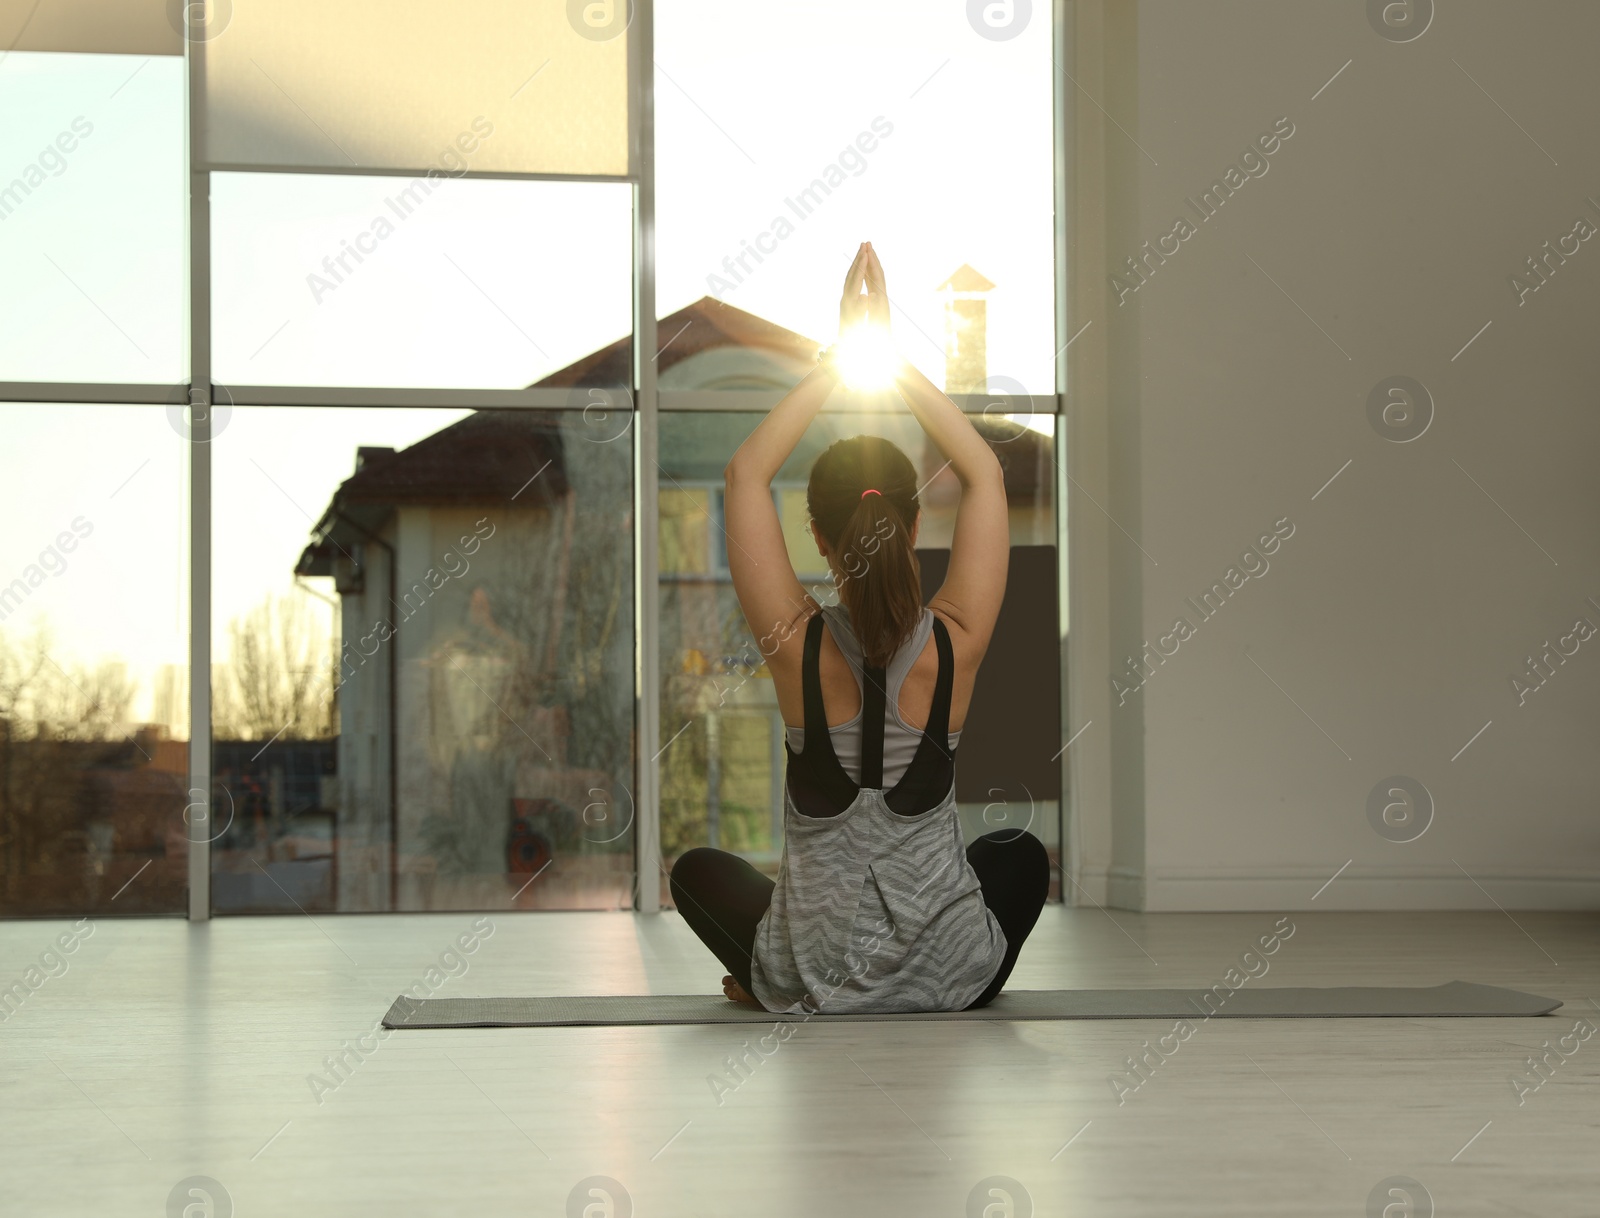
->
<box><xmin>861</xmin><ymin>488</ymin><xmax>881</xmax><ymax>498</ymax></box>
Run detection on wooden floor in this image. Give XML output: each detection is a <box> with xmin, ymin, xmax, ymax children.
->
<box><xmin>3</xmin><ymin>907</ymin><xmax>1595</xmax><ymax>1216</ymax></box>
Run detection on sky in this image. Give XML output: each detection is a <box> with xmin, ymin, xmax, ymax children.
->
<box><xmin>0</xmin><ymin>405</ymin><xmax>188</xmax><ymax>724</ymax></box>
<box><xmin>0</xmin><ymin>3</ymin><xmax>1056</xmax><ymax>729</ymax></box>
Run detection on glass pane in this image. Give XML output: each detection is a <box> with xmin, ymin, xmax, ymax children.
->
<box><xmin>210</xmin><ymin>406</ymin><xmax>634</xmax><ymax>913</ymax></box>
<box><xmin>0</xmin><ymin>404</ymin><xmax>188</xmax><ymax>916</ymax></box>
<box><xmin>211</xmin><ymin>174</ymin><xmax>633</xmax><ymax>389</ymax></box>
<box><xmin>203</xmin><ymin>0</ymin><xmax>628</xmax><ymax>175</ymax></box>
<box><xmin>657</xmin><ymin>0</ymin><xmax>1056</xmax><ymax>393</ymax></box>
<box><xmin>2</xmin><ymin>0</ymin><xmax>182</xmax><ymax>55</ymax></box>
<box><xmin>658</xmin><ymin>410</ymin><xmax>1060</xmax><ymax>902</ymax></box>
<box><xmin>0</xmin><ymin>52</ymin><xmax>186</xmax><ymax>383</ymax></box>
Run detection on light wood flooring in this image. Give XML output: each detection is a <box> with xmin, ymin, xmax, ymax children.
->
<box><xmin>2</xmin><ymin>907</ymin><xmax>1596</xmax><ymax>1216</ymax></box>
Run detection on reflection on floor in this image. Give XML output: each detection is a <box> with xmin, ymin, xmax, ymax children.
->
<box><xmin>3</xmin><ymin>908</ymin><xmax>1595</xmax><ymax>1216</ymax></box>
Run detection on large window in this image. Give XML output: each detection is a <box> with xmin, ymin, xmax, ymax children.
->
<box><xmin>0</xmin><ymin>0</ymin><xmax>1064</xmax><ymax>917</ymax></box>
<box><xmin>0</xmin><ymin>404</ymin><xmax>188</xmax><ymax>915</ymax></box>
<box><xmin>209</xmin><ymin>407</ymin><xmax>634</xmax><ymax>912</ymax></box>
<box><xmin>655</xmin><ymin>0</ymin><xmax>1057</xmax><ymax>393</ymax></box>
<box><xmin>202</xmin><ymin>0</ymin><xmax>628</xmax><ymax>176</ymax></box>
<box><xmin>652</xmin><ymin>0</ymin><xmax>1062</xmax><ymax>899</ymax></box>
<box><xmin>0</xmin><ymin>52</ymin><xmax>186</xmax><ymax>383</ymax></box>
<box><xmin>210</xmin><ymin>176</ymin><xmax>633</xmax><ymax>389</ymax></box>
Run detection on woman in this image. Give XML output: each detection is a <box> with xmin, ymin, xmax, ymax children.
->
<box><xmin>670</xmin><ymin>242</ymin><xmax>1049</xmax><ymax>1013</ymax></box>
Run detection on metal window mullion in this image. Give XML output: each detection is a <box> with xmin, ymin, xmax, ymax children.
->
<box><xmin>0</xmin><ymin>384</ymin><xmax>189</xmax><ymax>405</ymax></box>
<box><xmin>200</xmin><ymin>162</ymin><xmax>631</xmax><ymax>185</ymax></box>
<box><xmin>657</xmin><ymin>390</ymin><xmax>1062</xmax><ymax>413</ymax></box>
<box><xmin>217</xmin><ymin>386</ymin><xmax>603</xmax><ymax>409</ymax></box>
<box><xmin>631</xmin><ymin>0</ymin><xmax>662</xmax><ymax>913</ymax></box>
<box><xmin>1057</xmin><ymin>0</ymin><xmax>1080</xmax><ymax>906</ymax></box>
<box><xmin>186</xmin><ymin>27</ymin><xmax>212</xmax><ymax>922</ymax></box>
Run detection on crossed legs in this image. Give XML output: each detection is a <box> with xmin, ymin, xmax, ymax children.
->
<box><xmin>669</xmin><ymin>829</ymin><xmax>1050</xmax><ymax>1010</ymax></box>
<box><xmin>669</xmin><ymin>847</ymin><xmax>774</xmax><ymax>997</ymax></box>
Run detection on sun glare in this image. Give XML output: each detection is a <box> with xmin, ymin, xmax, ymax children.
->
<box><xmin>832</xmin><ymin>322</ymin><xmax>898</xmax><ymax>391</ymax></box>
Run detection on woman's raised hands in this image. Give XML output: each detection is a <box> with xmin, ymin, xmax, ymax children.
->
<box><xmin>863</xmin><ymin>243</ymin><xmax>891</xmax><ymax>330</ymax></box>
<box><xmin>838</xmin><ymin>242</ymin><xmax>892</xmax><ymax>338</ymax></box>
<box><xmin>838</xmin><ymin>242</ymin><xmax>870</xmax><ymax>336</ymax></box>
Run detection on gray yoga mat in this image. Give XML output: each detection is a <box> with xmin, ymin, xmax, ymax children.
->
<box><xmin>382</xmin><ymin>981</ymin><xmax>1561</xmax><ymax>1028</ymax></box>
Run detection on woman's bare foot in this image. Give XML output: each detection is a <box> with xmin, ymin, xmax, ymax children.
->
<box><xmin>722</xmin><ymin>975</ymin><xmax>760</xmax><ymax>1006</ymax></box>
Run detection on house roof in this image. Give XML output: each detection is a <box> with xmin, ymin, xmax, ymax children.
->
<box><xmin>328</xmin><ymin>414</ymin><xmax>570</xmax><ymax>505</ymax></box>
<box><xmin>296</xmin><ymin>413</ymin><xmax>570</xmax><ymax>576</ymax></box>
<box><xmin>530</xmin><ymin>295</ymin><xmax>821</xmax><ymax>387</ymax></box>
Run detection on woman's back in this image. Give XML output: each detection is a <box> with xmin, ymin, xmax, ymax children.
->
<box><xmin>776</xmin><ymin>600</ymin><xmax>983</xmax><ymax>722</ymax></box>
<box><xmin>782</xmin><ymin>603</ymin><xmax>965</xmax><ymax>791</ymax></box>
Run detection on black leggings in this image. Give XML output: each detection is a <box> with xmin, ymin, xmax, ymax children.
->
<box><xmin>669</xmin><ymin>829</ymin><xmax>1050</xmax><ymax>1010</ymax></box>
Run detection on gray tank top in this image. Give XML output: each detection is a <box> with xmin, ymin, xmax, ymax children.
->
<box><xmin>750</xmin><ymin>608</ymin><xmax>1006</xmax><ymax>1014</ymax></box>
<box><xmin>784</xmin><ymin>605</ymin><xmax>963</xmax><ymax>789</ymax></box>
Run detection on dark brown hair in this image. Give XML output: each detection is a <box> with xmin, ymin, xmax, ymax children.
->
<box><xmin>807</xmin><ymin>435</ymin><xmax>922</xmax><ymax>669</ymax></box>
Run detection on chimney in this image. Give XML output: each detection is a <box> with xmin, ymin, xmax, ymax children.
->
<box><xmin>937</xmin><ymin>264</ymin><xmax>995</xmax><ymax>394</ymax></box>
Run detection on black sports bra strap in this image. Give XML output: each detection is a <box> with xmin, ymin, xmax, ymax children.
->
<box><xmin>924</xmin><ymin>615</ymin><xmax>955</xmax><ymax>748</ymax></box>
<box><xmin>860</xmin><ymin>664</ymin><xmax>887</xmax><ymax>789</ymax></box>
<box><xmin>882</xmin><ymin>615</ymin><xmax>958</xmax><ymax>814</ymax></box>
<box><xmin>787</xmin><ymin>612</ymin><xmax>859</xmax><ymax>817</ymax></box>
<box><xmin>800</xmin><ymin>613</ymin><xmax>831</xmax><ymax>742</ymax></box>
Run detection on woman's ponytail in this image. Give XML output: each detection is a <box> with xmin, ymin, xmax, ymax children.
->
<box><xmin>807</xmin><ymin>437</ymin><xmax>923</xmax><ymax>670</ymax></box>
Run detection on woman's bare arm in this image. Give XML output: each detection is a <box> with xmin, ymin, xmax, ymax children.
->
<box><xmin>722</xmin><ymin>244</ymin><xmax>873</xmax><ymax>669</ymax></box>
<box><xmin>724</xmin><ymin>362</ymin><xmax>836</xmax><ymax>487</ymax></box>
<box><xmin>893</xmin><ymin>358</ymin><xmax>1006</xmax><ymax>492</ymax></box>
<box><xmin>721</xmin><ymin>361</ymin><xmax>834</xmax><ymax>667</ymax></box>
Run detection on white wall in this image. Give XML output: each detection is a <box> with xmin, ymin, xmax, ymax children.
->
<box><xmin>1071</xmin><ymin>0</ymin><xmax>1600</xmax><ymax>909</ymax></box>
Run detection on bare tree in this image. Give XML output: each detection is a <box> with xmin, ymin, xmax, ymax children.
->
<box><xmin>213</xmin><ymin>590</ymin><xmax>337</xmax><ymax>741</ymax></box>
<box><xmin>0</xmin><ymin>622</ymin><xmax>137</xmax><ymax>739</ymax></box>
<box><xmin>0</xmin><ymin>621</ymin><xmax>141</xmax><ymax>899</ymax></box>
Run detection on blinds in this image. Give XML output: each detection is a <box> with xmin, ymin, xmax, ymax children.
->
<box><xmin>201</xmin><ymin>0</ymin><xmax>630</xmax><ymax>176</ymax></box>
<box><xmin>0</xmin><ymin>0</ymin><xmax>182</xmax><ymax>55</ymax></box>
